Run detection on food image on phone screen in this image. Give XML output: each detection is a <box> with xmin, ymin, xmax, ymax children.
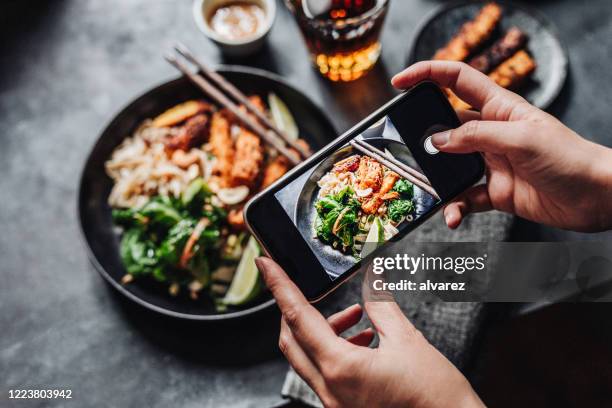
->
<box><xmin>245</xmin><ymin>82</ymin><xmax>485</xmax><ymax>301</ymax></box>
<box><xmin>274</xmin><ymin>116</ymin><xmax>439</xmax><ymax>279</ymax></box>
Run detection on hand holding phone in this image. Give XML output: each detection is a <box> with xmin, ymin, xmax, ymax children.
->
<box><xmin>245</xmin><ymin>82</ymin><xmax>484</xmax><ymax>301</ymax></box>
<box><xmin>255</xmin><ymin>256</ymin><xmax>485</xmax><ymax>408</ymax></box>
<box><xmin>394</xmin><ymin>61</ymin><xmax>612</xmax><ymax>233</ymax></box>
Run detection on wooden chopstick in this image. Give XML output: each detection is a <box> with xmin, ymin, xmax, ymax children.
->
<box><xmin>174</xmin><ymin>43</ymin><xmax>311</xmax><ymax>159</ymax></box>
<box><xmin>353</xmin><ymin>139</ymin><xmax>431</xmax><ymax>185</ymax></box>
<box><xmin>349</xmin><ymin>140</ymin><xmax>440</xmax><ymax>200</ymax></box>
<box><xmin>165</xmin><ymin>53</ymin><xmax>299</xmax><ymax>166</ymax></box>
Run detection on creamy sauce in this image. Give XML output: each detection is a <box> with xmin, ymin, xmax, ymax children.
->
<box><xmin>208</xmin><ymin>2</ymin><xmax>266</xmax><ymax>41</ymax></box>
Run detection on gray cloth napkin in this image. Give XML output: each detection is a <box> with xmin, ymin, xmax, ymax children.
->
<box><xmin>281</xmin><ymin>210</ymin><xmax>514</xmax><ymax>407</ymax></box>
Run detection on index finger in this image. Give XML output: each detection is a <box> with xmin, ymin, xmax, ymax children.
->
<box><xmin>391</xmin><ymin>60</ymin><xmax>524</xmax><ymax>118</ymax></box>
<box><xmin>255</xmin><ymin>257</ymin><xmax>342</xmax><ymax>362</ymax></box>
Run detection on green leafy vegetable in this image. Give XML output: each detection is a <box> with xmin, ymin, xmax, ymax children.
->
<box><xmin>314</xmin><ymin>187</ymin><xmax>360</xmax><ymax>253</ymax></box>
<box><xmin>388</xmin><ymin>199</ymin><xmax>414</xmax><ymax>222</ymax></box>
<box><xmin>182</xmin><ymin>178</ymin><xmax>212</xmax><ymax>211</ymax></box>
<box><xmin>335</xmin><ymin>208</ymin><xmax>358</xmax><ymax>233</ymax></box>
<box><xmin>119</xmin><ymin>229</ymin><xmax>158</xmax><ymax>276</ymax></box>
<box><xmin>140</xmin><ymin>199</ymin><xmax>181</xmax><ymax>228</ymax></box>
<box><xmin>112</xmin><ymin>208</ymin><xmax>135</xmax><ymax>226</ymax></box>
<box><xmin>334</xmin><ymin>186</ymin><xmax>354</xmax><ymax>204</ymax></box>
<box><xmin>157</xmin><ymin>219</ymin><xmax>195</xmax><ymax>266</ymax></box>
<box><xmin>200</xmin><ymin>228</ymin><xmax>221</xmax><ymax>246</ymax></box>
<box><xmin>112</xmin><ymin>208</ymin><xmax>148</xmax><ymax>227</ymax></box>
<box><xmin>315</xmin><ymin>196</ymin><xmax>342</xmax><ymax>214</ymax></box>
<box><xmin>337</xmin><ymin>225</ymin><xmax>354</xmax><ymax>248</ymax></box>
<box><xmin>315</xmin><ymin>207</ymin><xmax>340</xmax><ymax>242</ymax></box>
<box><xmin>392</xmin><ymin>179</ymin><xmax>414</xmax><ymax>197</ymax></box>
<box><xmin>115</xmin><ymin>187</ymin><xmax>226</xmax><ymax>292</ymax></box>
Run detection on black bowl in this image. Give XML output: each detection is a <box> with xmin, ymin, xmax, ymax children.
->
<box><xmin>408</xmin><ymin>1</ymin><xmax>568</xmax><ymax>110</ymax></box>
<box><xmin>78</xmin><ymin>66</ymin><xmax>337</xmax><ymax>320</ymax></box>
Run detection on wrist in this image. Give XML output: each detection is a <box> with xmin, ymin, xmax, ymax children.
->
<box><xmin>416</xmin><ymin>378</ymin><xmax>484</xmax><ymax>408</ymax></box>
<box><xmin>455</xmin><ymin>387</ymin><xmax>486</xmax><ymax>408</ymax></box>
<box><xmin>587</xmin><ymin>143</ymin><xmax>612</xmax><ymax>231</ymax></box>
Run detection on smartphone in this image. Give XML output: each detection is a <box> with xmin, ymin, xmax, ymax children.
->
<box><xmin>244</xmin><ymin>81</ymin><xmax>485</xmax><ymax>302</ymax></box>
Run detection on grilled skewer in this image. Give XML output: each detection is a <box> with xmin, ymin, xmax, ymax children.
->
<box><xmin>434</xmin><ymin>3</ymin><xmax>503</xmax><ymax>62</ymax></box>
<box><xmin>488</xmin><ymin>50</ymin><xmax>536</xmax><ymax>89</ymax></box>
<box><xmin>435</xmin><ymin>3</ymin><xmax>503</xmax><ymax>111</ymax></box>
<box><xmin>469</xmin><ymin>27</ymin><xmax>528</xmax><ymax>73</ymax></box>
<box><xmin>447</xmin><ymin>49</ymin><xmax>537</xmax><ymax>110</ymax></box>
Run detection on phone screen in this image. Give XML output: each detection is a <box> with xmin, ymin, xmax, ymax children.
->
<box><xmin>245</xmin><ymin>82</ymin><xmax>484</xmax><ymax>299</ymax></box>
<box><xmin>273</xmin><ymin>115</ymin><xmax>441</xmax><ymax>280</ymax></box>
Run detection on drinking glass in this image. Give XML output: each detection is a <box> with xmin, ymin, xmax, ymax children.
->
<box><xmin>285</xmin><ymin>0</ymin><xmax>390</xmax><ymax>82</ymax></box>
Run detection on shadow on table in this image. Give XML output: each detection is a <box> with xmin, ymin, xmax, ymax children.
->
<box><xmin>223</xmin><ymin>46</ymin><xmax>398</xmax><ymax>132</ymax></box>
<box><xmin>546</xmin><ymin>63</ymin><xmax>571</xmax><ymax>118</ymax></box>
<box><xmin>0</xmin><ymin>0</ymin><xmax>69</xmax><ymax>90</ymax></box>
<box><xmin>221</xmin><ymin>42</ymin><xmax>283</xmax><ymax>75</ymax></box>
<box><xmin>104</xmin><ymin>277</ymin><xmax>354</xmax><ymax>368</ymax></box>
<box><xmin>105</xmin><ymin>283</ymin><xmax>282</xmax><ymax>367</ymax></box>
<box><xmin>312</xmin><ymin>60</ymin><xmax>398</xmax><ymax>129</ymax></box>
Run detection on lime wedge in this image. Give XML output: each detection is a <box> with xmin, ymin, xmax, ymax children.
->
<box><xmin>268</xmin><ymin>93</ymin><xmax>299</xmax><ymax>141</ymax></box>
<box><xmin>222</xmin><ymin>236</ymin><xmax>261</xmax><ymax>305</ymax></box>
<box><xmin>360</xmin><ymin>217</ymin><xmax>385</xmax><ymax>258</ymax></box>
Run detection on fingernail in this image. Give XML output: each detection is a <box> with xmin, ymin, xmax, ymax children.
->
<box><xmin>255</xmin><ymin>257</ymin><xmax>267</xmax><ymax>279</ymax></box>
<box><xmin>431</xmin><ymin>131</ymin><xmax>450</xmax><ymax>146</ymax></box>
<box><xmin>391</xmin><ymin>75</ymin><xmax>403</xmax><ymax>88</ymax></box>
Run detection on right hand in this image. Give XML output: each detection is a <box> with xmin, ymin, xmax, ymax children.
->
<box><xmin>392</xmin><ymin>61</ymin><xmax>612</xmax><ymax>232</ymax></box>
<box><xmin>256</xmin><ymin>256</ymin><xmax>484</xmax><ymax>408</ymax></box>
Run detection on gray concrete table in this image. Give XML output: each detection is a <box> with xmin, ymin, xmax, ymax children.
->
<box><xmin>1</xmin><ymin>1</ymin><xmax>611</xmax><ymax>407</ymax></box>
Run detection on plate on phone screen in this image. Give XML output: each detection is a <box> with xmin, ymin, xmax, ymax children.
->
<box><xmin>293</xmin><ymin>137</ymin><xmax>437</xmax><ymax>278</ymax></box>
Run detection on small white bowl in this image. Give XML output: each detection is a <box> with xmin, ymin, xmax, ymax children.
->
<box><xmin>193</xmin><ymin>0</ymin><xmax>276</xmax><ymax>57</ymax></box>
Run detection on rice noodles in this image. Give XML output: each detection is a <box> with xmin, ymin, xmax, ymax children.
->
<box><xmin>105</xmin><ymin>121</ymin><xmax>215</xmax><ymax>209</ymax></box>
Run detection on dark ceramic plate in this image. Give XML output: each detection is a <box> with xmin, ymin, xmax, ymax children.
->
<box><xmin>78</xmin><ymin>66</ymin><xmax>336</xmax><ymax>320</ymax></box>
<box><xmin>408</xmin><ymin>1</ymin><xmax>568</xmax><ymax>110</ymax></box>
<box><xmin>295</xmin><ymin>137</ymin><xmax>437</xmax><ymax>278</ymax></box>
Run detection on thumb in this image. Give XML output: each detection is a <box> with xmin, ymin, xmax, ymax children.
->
<box><xmin>431</xmin><ymin>120</ymin><xmax>525</xmax><ymax>154</ymax></box>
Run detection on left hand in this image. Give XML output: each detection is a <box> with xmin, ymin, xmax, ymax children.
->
<box><xmin>255</xmin><ymin>256</ymin><xmax>484</xmax><ymax>408</ymax></box>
